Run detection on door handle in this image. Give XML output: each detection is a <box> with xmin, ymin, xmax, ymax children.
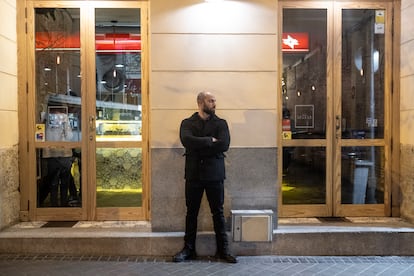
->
<box><xmin>336</xmin><ymin>115</ymin><xmax>341</xmax><ymax>131</ymax></box>
<box><xmin>89</xmin><ymin>115</ymin><xmax>96</xmax><ymax>132</ymax></box>
<box><xmin>336</xmin><ymin>115</ymin><xmax>341</xmax><ymax>139</ymax></box>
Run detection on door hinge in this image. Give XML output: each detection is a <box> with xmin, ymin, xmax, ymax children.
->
<box><xmin>27</xmin><ymin>141</ymin><xmax>29</xmax><ymax>152</ymax></box>
<box><xmin>27</xmin><ymin>200</ymin><xmax>30</xmax><ymax>211</ymax></box>
<box><xmin>25</xmin><ymin>8</ymin><xmax>28</xmax><ymax>34</ymax></box>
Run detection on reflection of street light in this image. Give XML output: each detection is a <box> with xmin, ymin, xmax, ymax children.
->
<box><xmin>354</xmin><ymin>47</ymin><xmax>379</xmax><ymax>76</ymax></box>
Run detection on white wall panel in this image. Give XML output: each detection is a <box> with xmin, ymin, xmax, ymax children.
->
<box><xmin>151</xmin><ymin>34</ymin><xmax>277</xmax><ymax>71</ymax></box>
<box><xmin>400</xmin><ymin>75</ymin><xmax>414</xmax><ymax>111</ymax></box>
<box><xmin>0</xmin><ymin>111</ymin><xmax>18</xmax><ymax>146</ymax></box>
<box><xmin>150</xmin><ymin>71</ymin><xmax>278</xmax><ymax>110</ymax></box>
<box><xmin>151</xmin><ymin>109</ymin><xmax>277</xmax><ymax>148</ymax></box>
<box><xmin>151</xmin><ymin>0</ymin><xmax>277</xmax><ymax>34</ymax></box>
<box><xmin>0</xmin><ymin>73</ymin><xmax>17</xmax><ymax>110</ymax></box>
<box><xmin>400</xmin><ymin>110</ymin><xmax>414</xmax><ymax>145</ymax></box>
<box><xmin>401</xmin><ymin>4</ymin><xmax>414</xmax><ymax>44</ymax></box>
<box><xmin>0</xmin><ymin>37</ymin><xmax>17</xmax><ymax>76</ymax></box>
<box><xmin>400</xmin><ymin>39</ymin><xmax>414</xmax><ymax>78</ymax></box>
<box><xmin>0</xmin><ymin>0</ymin><xmax>16</xmax><ymax>41</ymax></box>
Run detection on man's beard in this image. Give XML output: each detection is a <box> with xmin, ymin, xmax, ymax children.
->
<box><xmin>203</xmin><ymin>106</ymin><xmax>215</xmax><ymax>116</ymax></box>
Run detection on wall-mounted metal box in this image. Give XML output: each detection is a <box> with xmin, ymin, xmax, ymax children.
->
<box><xmin>231</xmin><ymin>210</ymin><xmax>273</xmax><ymax>242</ymax></box>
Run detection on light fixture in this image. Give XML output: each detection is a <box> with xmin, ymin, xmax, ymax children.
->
<box><xmin>205</xmin><ymin>0</ymin><xmax>224</xmax><ymax>2</ymax></box>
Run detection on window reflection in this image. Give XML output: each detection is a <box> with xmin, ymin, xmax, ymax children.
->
<box><xmin>95</xmin><ymin>8</ymin><xmax>142</xmax><ymax>142</ymax></box>
<box><xmin>37</xmin><ymin>148</ymin><xmax>82</xmax><ymax>208</ymax></box>
<box><xmin>341</xmin><ymin>146</ymin><xmax>384</xmax><ymax>204</ymax></box>
<box><xmin>282</xmin><ymin>147</ymin><xmax>326</xmax><ymax>204</ymax></box>
<box><xmin>341</xmin><ymin>10</ymin><xmax>385</xmax><ymax>139</ymax></box>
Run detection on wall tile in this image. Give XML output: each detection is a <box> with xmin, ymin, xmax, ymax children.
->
<box><xmin>0</xmin><ymin>73</ymin><xmax>17</xmax><ymax>110</ymax></box>
<box><xmin>0</xmin><ymin>111</ymin><xmax>18</xmax><ymax>146</ymax></box>
<box><xmin>151</xmin><ymin>34</ymin><xmax>277</xmax><ymax>71</ymax></box>
<box><xmin>150</xmin><ymin>71</ymin><xmax>278</xmax><ymax>110</ymax></box>
<box><xmin>151</xmin><ymin>109</ymin><xmax>277</xmax><ymax>148</ymax></box>
<box><xmin>0</xmin><ymin>0</ymin><xmax>16</xmax><ymax>41</ymax></box>
<box><xmin>151</xmin><ymin>0</ymin><xmax>277</xmax><ymax>34</ymax></box>
<box><xmin>0</xmin><ymin>37</ymin><xmax>17</xmax><ymax>76</ymax></box>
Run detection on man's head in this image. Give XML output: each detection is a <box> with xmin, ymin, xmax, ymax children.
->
<box><xmin>197</xmin><ymin>91</ymin><xmax>216</xmax><ymax>118</ymax></box>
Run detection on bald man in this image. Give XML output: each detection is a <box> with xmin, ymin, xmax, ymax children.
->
<box><xmin>173</xmin><ymin>91</ymin><xmax>237</xmax><ymax>263</ymax></box>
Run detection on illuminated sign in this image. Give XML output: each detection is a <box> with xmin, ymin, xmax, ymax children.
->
<box><xmin>282</xmin><ymin>32</ymin><xmax>309</xmax><ymax>53</ymax></box>
<box><xmin>35</xmin><ymin>32</ymin><xmax>141</xmax><ymax>51</ymax></box>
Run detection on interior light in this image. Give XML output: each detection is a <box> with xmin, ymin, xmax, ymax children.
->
<box><xmin>115</xmin><ymin>64</ymin><xmax>124</xmax><ymax>68</ymax></box>
<box><xmin>44</xmin><ymin>67</ymin><xmax>52</xmax><ymax>71</ymax></box>
<box><xmin>205</xmin><ymin>0</ymin><xmax>224</xmax><ymax>2</ymax></box>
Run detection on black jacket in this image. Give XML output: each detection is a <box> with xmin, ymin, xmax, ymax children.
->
<box><xmin>180</xmin><ymin>112</ymin><xmax>230</xmax><ymax>181</ymax></box>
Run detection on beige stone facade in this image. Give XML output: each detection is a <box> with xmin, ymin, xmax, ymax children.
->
<box><xmin>0</xmin><ymin>0</ymin><xmax>19</xmax><ymax>230</ymax></box>
<box><xmin>1</xmin><ymin>0</ymin><xmax>414</xmax><ymax>229</ymax></box>
<box><xmin>400</xmin><ymin>0</ymin><xmax>414</xmax><ymax>222</ymax></box>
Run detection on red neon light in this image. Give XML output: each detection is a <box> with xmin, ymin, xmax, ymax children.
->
<box><xmin>282</xmin><ymin>32</ymin><xmax>309</xmax><ymax>53</ymax></box>
<box><xmin>35</xmin><ymin>32</ymin><xmax>141</xmax><ymax>51</ymax></box>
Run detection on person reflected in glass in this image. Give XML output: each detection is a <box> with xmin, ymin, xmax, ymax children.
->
<box><xmin>173</xmin><ymin>91</ymin><xmax>237</xmax><ymax>263</ymax></box>
<box><xmin>41</xmin><ymin>107</ymin><xmax>74</xmax><ymax>207</ymax></box>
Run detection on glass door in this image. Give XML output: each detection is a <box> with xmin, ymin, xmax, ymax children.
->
<box><xmin>29</xmin><ymin>1</ymin><xmax>148</xmax><ymax>221</ymax></box>
<box><xmin>91</xmin><ymin>5</ymin><xmax>148</xmax><ymax>220</ymax></box>
<box><xmin>279</xmin><ymin>1</ymin><xmax>392</xmax><ymax>217</ymax></box>
<box><xmin>334</xmin><ymin>3</ymin><xmax>392</xmax><ymax>217</ymax></box>
<box><xmin>280</xmin><ymin>4</ymin><xmax>332</xmax><ymax>217</ymax></box>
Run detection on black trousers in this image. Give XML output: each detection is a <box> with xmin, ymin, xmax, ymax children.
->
<box><xmin>184</xmin><ymin>180</ymin><xmax>228</xmax><ymax>253</ymax></box>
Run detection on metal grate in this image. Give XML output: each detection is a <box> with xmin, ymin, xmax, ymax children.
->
<box><xmin>41</xmin><ymin>221</ymin><xmax>78</xmax><ymax>228</ymax></box>
<box><xmin>317</xmin><ymin>217</ymin><xmax>351</xmax><ymax>223</ymax></box>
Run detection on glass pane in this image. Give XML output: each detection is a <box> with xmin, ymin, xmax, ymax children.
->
<box><xmin>37</xmin><ymin>148</ymin><xmax>82</xmax><ymax>207</ymax></box>
<box><xmin>282</xmin><ymin>9</ymin><xmax>327</xmax><ymax>139</ymax></box>
<box><xmin>35</xmin><ymin>8</ymin><xmax>81</xmax><ymax>142</ymax></box>
<box><xmin>35</xmin><ymin>8</ymin><xmax>81</xmax><ymax>209</ymax></box>
<box><xmin>95</xmin><ymin>9</ymin><xmax>142</xmax><ymax>142</ymax></box>
<box><xmin>282</xmin><ymin>147</ymin><xmax>326</xmax><ymax>204</ymax></box>
<box><xmin>96</xmin><ymin>148</ymin><xmax>142</xmax><ymax>207</ymax></box>
<box><xmin>341</xmin><ymin>146</ymin><xmax>384</xmax><ymax>204</ymax></box>
<box><xmin>341</xmin><ymin>10</ymin><xmax>385</xmax><ymax>139</ymax></box>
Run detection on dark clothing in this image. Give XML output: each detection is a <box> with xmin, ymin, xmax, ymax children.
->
<box><xmin>179</xmin><ymin>112</ymin><xmax>230</xmax><ymax>254</ymax></box>
<box><xmin>184</xmin><ymin>180</ymin><xmax>227</xmax><ymax>251</ymax></box>
<box><xmin>180</xmin><ymin>112</ymin><xmax>230</xmax><ymax>181</ymax></box>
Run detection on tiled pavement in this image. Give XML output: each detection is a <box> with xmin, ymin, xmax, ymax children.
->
<box><xmin>1</xmin><ymin>255</ymin><xmax>414</xmax><ymax>275</ymax></box>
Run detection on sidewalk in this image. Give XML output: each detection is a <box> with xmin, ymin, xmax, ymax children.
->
<box><xmin>1</xmin><ymin>254</ymin><xmax>414</xmax><ymax>276</ymax></box>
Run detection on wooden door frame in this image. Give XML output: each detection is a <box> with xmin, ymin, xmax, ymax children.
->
<box><xmin>18</xmin><ymin>0</ymin><xmax>150</xmax><ymax>221</ymax></box>
<box><xmin>333</xmin><ymin>1</ymin><xmax>393</xmax><ymax>217</ymax></box>
<box><xmin>278</xmin><ymin>0</ymin><xmax>396</xmax><ymax>218</ymax></box>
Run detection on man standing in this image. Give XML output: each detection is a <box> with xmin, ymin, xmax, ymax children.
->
<box><xmin>173</xmin><ymin>91</ymin><xmax>237</xmax><ymax>263</ymax></box>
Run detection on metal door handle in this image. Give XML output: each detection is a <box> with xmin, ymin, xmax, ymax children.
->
<box><xmin>336</xmin><ymin>115</ymin><xmax>341</xmax><ymax>139</ymax></box>
<box><xmin>89</xmin><ymin>115</ymin><xmax>96</xmax><ymax>131</ymax></box>
<box><xmin>336</xmin><ymin>115</ymin><xmax>341</xmax><ymax>130</ymax></box>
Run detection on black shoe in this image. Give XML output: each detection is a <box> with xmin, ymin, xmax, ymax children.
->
<box><xmin>173</xmin><ymin>247</ymin><xmax>197</xmax><ymax>262</ymax></box>
<box><xmin>215</xmin><ymin>252</ymin><xmax>238</xmax><ymax>263</ymax></box>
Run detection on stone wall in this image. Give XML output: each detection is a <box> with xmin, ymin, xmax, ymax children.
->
<box><xmin>400</xmin><ymin>0</ymin><xmax>414</xmax><ymax>222</ymax></box>
<box><xmin>0</xmin><ymin>0</ymin><xmax>19</xmax><ymax>229</ymax></box>
<box><xmin>151</xmin><ymin>148</ymin><xmax>277</xmax><ymax>232</ymax></box>
<box><xmin>0</xmin><ymin>147</ymin><xmax>20</xmax><ymax>229</ymax></box>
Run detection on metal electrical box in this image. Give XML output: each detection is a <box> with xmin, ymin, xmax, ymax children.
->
<box><xmin>231</xmin><ymin>210</ymin><xmax>273</xmax><ymax>242</ymax></box>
